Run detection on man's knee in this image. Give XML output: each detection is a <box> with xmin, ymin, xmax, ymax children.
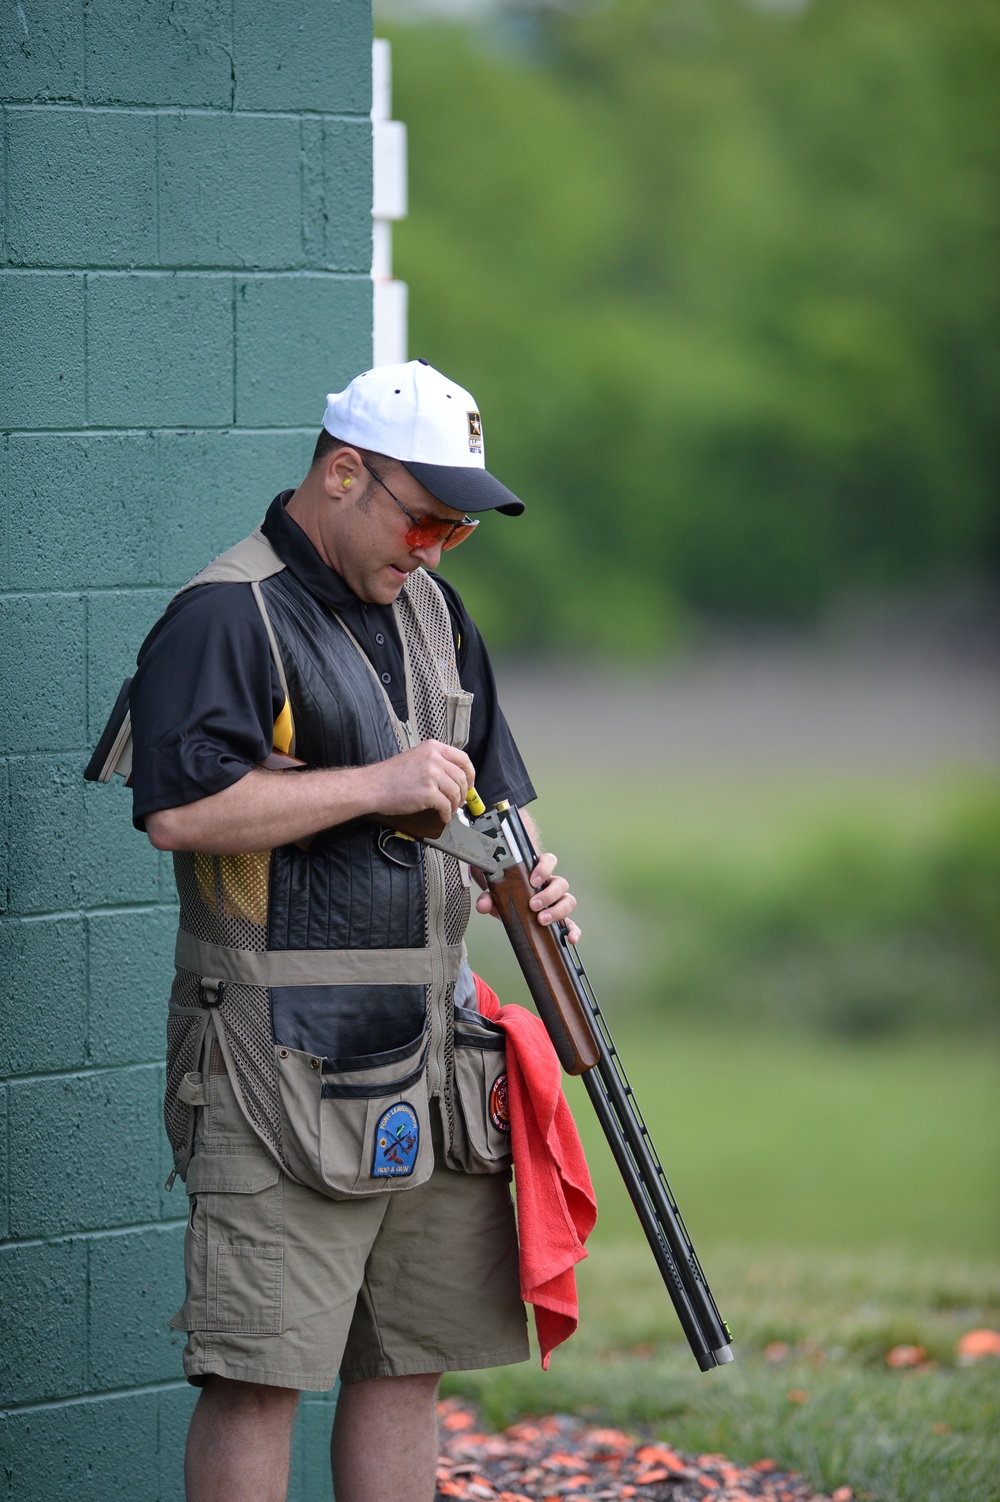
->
<box><xmin>341</xmin><ymin>1372</ymin><xmax>441</xmax><ymax>1396</ymax></box>
<box><xmin>198</xmin><ymin>1374</ymin><xmax>301</xmax><ymax>1419</ymax></box>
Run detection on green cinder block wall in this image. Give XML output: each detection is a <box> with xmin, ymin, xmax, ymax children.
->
<box><xmin>1</xmin><ymin>4</ymin><xmax>373</xmax><ymax>1495</ymax></box>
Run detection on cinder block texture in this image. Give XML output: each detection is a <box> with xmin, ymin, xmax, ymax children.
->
<box><xmin>87</xmin><ymin>1224</ymin><xmax>187</xmax><ymax>1387</ymax></box>
<box><xmin>0</xmin><ymin>593</ymin><xmax>86</xmax><ymax>754</ymax></box>
<box><xmin>87</xmin><ymin>274</ymin><xmax>234</xmax><ymax>428</ymax></box>
<box><xmin>0</xmin><ymin>272</ymin><xmax>86</xmax><ymax>429</ymax></box>
<box><xmin>85</xmin><ymin>0</ymin><xmax>233</xmax><ymax>108</ymax></box>
<box><xmin>154</xmin><ymin>428</ymin><xmax>312</xmax><ymax>583</ymax></box>
<box><xmin>9</xmin><ymin>434</ymin><xmax>159</xmax><ymax>591</ymax></box>
<box><xmin>1</xmin><ymin>110</ymin><xmax>9</xmax><ymax>266</ymax></box>
<box><xmin>6</xmin><ymin>757</ymin><xmax>161</xmax><ymax>914</ymax></box>
<box><xmin>302</xmin><ymin>117</ymin><xmax>374</xmax><ymax>273</ymax></box>
<box><xmin>321</xmin><ymin>119</ymin><xmax>374</xmax><ymax>272</ymax></box>
<box><xmin>0</xmin><ymin>1</ymin><xmax>85</xmax><ymax>102</ymax></box>
<box><xmin>158</xmin><ymin>114</ymin><xmax>303</xmax><ymax>270</ymax></box>
<box><xmin>88</xmin><ymin>906</ymin><xmax>177</xmax><ymax>1067</ymax></box>
<box><xmin>3</xmin><ymin>0</ymin><xmax>374</xmax><ymax>1467</ymax></box>
<box><xmin>1</xmin><ymin>437</ymin><xmax>10</xmax><ymax>590</ymax></box>
<box><xmin>86</xmin><ymin>589</ymin><xmax>173</xmax><ymax>744</ymax></box>
<box><xmin>0</xmin><ymin>1238</ymin><xmax>88</xmax><ymax>1404</ymax></box>
<box><xmin>0</xmin><ymin>1087</ymin><xmax>6</xmax><ymax>1237</ymax></box>
<box><xmin>0</xmin><ymin>758</ymin><xmax>9</xmax><ymax>913</ymax></box>
<box><xmin>233</xmin><ymin>0</ymin><xmax>372</xmax><ymax>114</ymax></box>
<box><xmin>83</xmin><ymin>775</ymin><xmax>165</xmax><ymax>908</ymax></box>
<box><xmin>0</xmin><ymin>916</ymin><xmax>87</xmax><ymax>1076</ymax></box>
<box><xmin>8</xmin><ymin>1064</ymin><xmax>162</xmax><ymax>1238</ymax></box>
<box><xmin>6</xmin><ymin>108</ymin><xmax>157</xmax><ymax>267</ymax></box>
<box><xmin>236</xmin><ymin>273</ymin><xmax>372</xmax><ymax>425</ymax></box>
<box><xmin>0</xmin><ymin>1085</ymin><xmax>8</xmax><ymax>1238</ymax></box>
<box><xmin>1</xmin><ymin>1390</ymin><xmax>161</xmax><ymax>1502</ymax></box>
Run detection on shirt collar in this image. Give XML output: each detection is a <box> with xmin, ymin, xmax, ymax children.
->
<box><xmin>261</xmin><ymin>490</ymin><xmax>363</xmax><ymax>613</ymax></box>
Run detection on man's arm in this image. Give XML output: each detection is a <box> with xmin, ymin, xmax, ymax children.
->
<box><xmin>147</xmin><ymin>744</ymin><xmax>579</xmax><ymax>935</ymax></box>
<box><xmin>145</xmin><ymin>739</ymin><xmax>475</xmax><ymax>853</ymax></box>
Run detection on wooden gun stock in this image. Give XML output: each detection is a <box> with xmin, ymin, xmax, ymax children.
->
<box><xmin>485</xmin><ymin>861</ymin><xmax>600</xmax><ymax>1075</ymax></box>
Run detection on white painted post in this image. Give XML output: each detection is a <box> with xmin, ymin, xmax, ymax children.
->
<box><xmin>372</xmin><ymin>38</ymin><xmax>409</xmax><ymax>367</ymax></box>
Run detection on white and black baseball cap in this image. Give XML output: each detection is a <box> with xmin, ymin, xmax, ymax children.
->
<box><xmin>322</xmin><ymin>360</ymin><xmax>525</xmax><ymax>515</ymax></box>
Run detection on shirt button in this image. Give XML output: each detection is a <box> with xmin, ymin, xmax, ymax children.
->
<box><xmin>375</xmin><ymin>632</ymin><xmax>385</xmax><ymax>645</ymax></box>
<box><xmin>381</xmin><ymin>672</ymin><xmax>391</xmax><ymax>684</ymax></box>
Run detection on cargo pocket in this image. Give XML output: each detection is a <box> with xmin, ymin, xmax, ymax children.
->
<box><xmin>274</xmin><ymin>1028</ymin><xmax>433</xmax><ymax>1199</ymax></box>
<box><xmin>169</xmin><ymin>1152</ymin><xmax>283</xmax><ymax>1336</ymax></box>
<box><xmin>451</xmin><ymin>1006</ymin><xmax>513</xmax><ymax>1174</ymax></box>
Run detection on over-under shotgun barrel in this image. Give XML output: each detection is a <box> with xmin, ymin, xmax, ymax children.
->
<box><xmin>484</xmin><ymin>803</ymin><xmax>734</xmax><ymax>1372</ymax></box>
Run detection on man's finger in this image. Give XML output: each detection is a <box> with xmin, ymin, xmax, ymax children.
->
<box><xmin>537</xmin><ymin>895</ymin><xmax>577</xmax><ymax>926</ymax></box>
<box><xmin>529</xmin><ymin>875</ymin><xmax>570</xmax><ymax>911</ymax></box>
<box><xmin>435</xmin><ymin>742</ymin><xmax>476</xmax><ymax>788</ymax></box>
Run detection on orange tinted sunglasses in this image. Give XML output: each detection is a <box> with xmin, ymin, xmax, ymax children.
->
<box><xmin>362</xmin><ymin>460</ymin><xmax>479</xmax><ymax>551</ymax></box>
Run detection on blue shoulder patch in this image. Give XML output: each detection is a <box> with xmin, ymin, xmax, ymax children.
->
<box><xmin>371</xmin><ymin>1101</ymin><xmax>420</xmax><ymax>1178</ymax></box>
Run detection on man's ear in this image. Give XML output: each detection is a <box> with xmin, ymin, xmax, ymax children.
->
<box><xmin>322</xmin><ymin>446</ymin><xmax>365</xmax><ymax>498</ymax></box>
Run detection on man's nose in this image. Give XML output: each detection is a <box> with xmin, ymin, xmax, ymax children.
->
<box><xmin>409</xmin><ymin>539</ymin><xmax>444</xmax><ymax>568</ymax></box>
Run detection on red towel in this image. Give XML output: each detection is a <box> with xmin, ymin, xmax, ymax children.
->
<box><xmin>473</xmin><ymin>972</ymin><xmax>598</xmax><ymax>1368</ymax></box>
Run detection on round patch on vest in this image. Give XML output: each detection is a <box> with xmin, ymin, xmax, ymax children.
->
<box><xmin>489</xmin><ymin>1073</ymin><xmax>511</xmax><ymax>1134</ymax></box>
<box><xmin>371</xmin><ymin>1102</ymin><xmax>420</xmax><ymax>1178</ymax></box>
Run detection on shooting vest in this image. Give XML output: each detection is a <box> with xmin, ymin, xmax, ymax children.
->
<box><xmin>164</xmin><ymin>528</ymin><xmax>511</xmax><ymax>1197</ymax></box>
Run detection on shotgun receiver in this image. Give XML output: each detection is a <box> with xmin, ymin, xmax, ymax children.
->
<box><xmin>382</xmin><ymin>794</ymin><xmax>734</xmax><ymax>1373</ymax></box>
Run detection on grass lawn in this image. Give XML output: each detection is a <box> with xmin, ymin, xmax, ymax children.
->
<box><xmin>563</xmin><ymin>1024</ymin><xmax>1000</xmax><ymax>1255</ymax></box>
<box><xmin>443</xmin><ymin>1244</ymin><xmax>1000</xmax><ymax>1502</ymax></box>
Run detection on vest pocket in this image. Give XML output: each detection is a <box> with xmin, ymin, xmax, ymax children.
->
<box><xmin>450</xmin><ymin>1006</ymin><xmax>513</xmax><ymax>1174</ymax></box>
<box><xmin>274</xmin><ymin>1028</ymin><xmax>433</xmax><ymax>1199</ymax></box>
<box><xmin>165</xmin><ymin>1002</ymin><xmax>212</xmax><ymax>1180</ymax></box>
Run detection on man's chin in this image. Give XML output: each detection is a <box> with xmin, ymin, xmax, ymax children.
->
<box><xmin>383</xmin><ymin>564</ymin><xmax>411</xmax><ymax>597</ymax></box>
<box><xmin>363</xmin><ymin>572</ymin><xmax>407</xmax><ymax>605</ymax></box>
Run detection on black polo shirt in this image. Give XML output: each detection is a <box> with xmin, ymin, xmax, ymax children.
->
<box><xmin>129</xmin><ymin>491</ymin><xmax>535</xmax><ymax>828</ymax></box>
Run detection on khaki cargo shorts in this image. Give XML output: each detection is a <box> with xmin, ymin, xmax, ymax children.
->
<box><xmin>169</xmin><ymin>1064</ymin><xmax>529</xmax><ymax>1391</ymax></box>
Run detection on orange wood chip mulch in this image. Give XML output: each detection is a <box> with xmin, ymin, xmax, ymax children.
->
<box><xmin>435</xmin><ymin>1399</ymin><xmax>848</xmax><ymax>1502</ymax></box>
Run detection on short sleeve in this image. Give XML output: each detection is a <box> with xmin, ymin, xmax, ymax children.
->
<box><xmin>435</xmin><ymin>577</ymin><xmax>536</xmax><ymax>811</ymax></box>
<box><xmin>129</xmin><ymin>583</ymin><xmax>285</xmax><ymax>829</ymax></box>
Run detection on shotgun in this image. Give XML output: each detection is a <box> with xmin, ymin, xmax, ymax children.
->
<box><xmin>382</xmin><ymin>793</ymin><xmax>735</xmax><ymax>1373</ymax></box>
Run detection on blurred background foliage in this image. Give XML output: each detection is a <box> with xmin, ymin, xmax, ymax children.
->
<box><xmin>383</xmin><ymin>0</ymin><xmax>999</xmax><ymax>654</ymax></box>
<box><xmin>608</xmin><ymin>777</ymin><xmax>1000</xmax><ymax>1036</ymax></box>
<box><xmin>383</xmin><ymin>7</ymin><xmax>1000</xmax><ymax>1488</ymax></box>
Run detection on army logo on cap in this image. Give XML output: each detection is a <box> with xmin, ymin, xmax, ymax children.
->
<box><xmin>467</xmin><ymin>411</ymin><xmax>483</xmax><ymax>455</ymax></box>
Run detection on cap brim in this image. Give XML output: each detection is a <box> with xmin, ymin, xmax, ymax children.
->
<box><xmin>401</xmin><ymin>460</ymin><xmax>525</xmax><ymax>516</ymax></box>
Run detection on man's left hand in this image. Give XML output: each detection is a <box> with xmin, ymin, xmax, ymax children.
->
<box><xmin>475</xmin><ymin>846</ymin><xmax>580</xmax><ymax>943</ymax></box>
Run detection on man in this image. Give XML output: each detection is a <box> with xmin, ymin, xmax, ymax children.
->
<box><xmin>129</xmin><ymin>360</ymin><xmax>578</xmax><ymax>1502</ymax></box>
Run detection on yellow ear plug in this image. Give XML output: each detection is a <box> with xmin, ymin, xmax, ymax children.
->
<box><xmin>343</xmin><ymin>477</ymin><xmax>352</xmax><ymax>489</ymax></box>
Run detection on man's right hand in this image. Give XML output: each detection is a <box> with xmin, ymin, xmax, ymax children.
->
<box><xmin>365</xmin><ymin>740</ymin><xmax>475</xmax><ymax>825</ymax></box>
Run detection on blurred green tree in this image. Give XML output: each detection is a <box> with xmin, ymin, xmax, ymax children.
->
<box><xmin>385</xmin><ymin>0</ymin><xmax>999</xmax><ymax>652</ymax></box>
